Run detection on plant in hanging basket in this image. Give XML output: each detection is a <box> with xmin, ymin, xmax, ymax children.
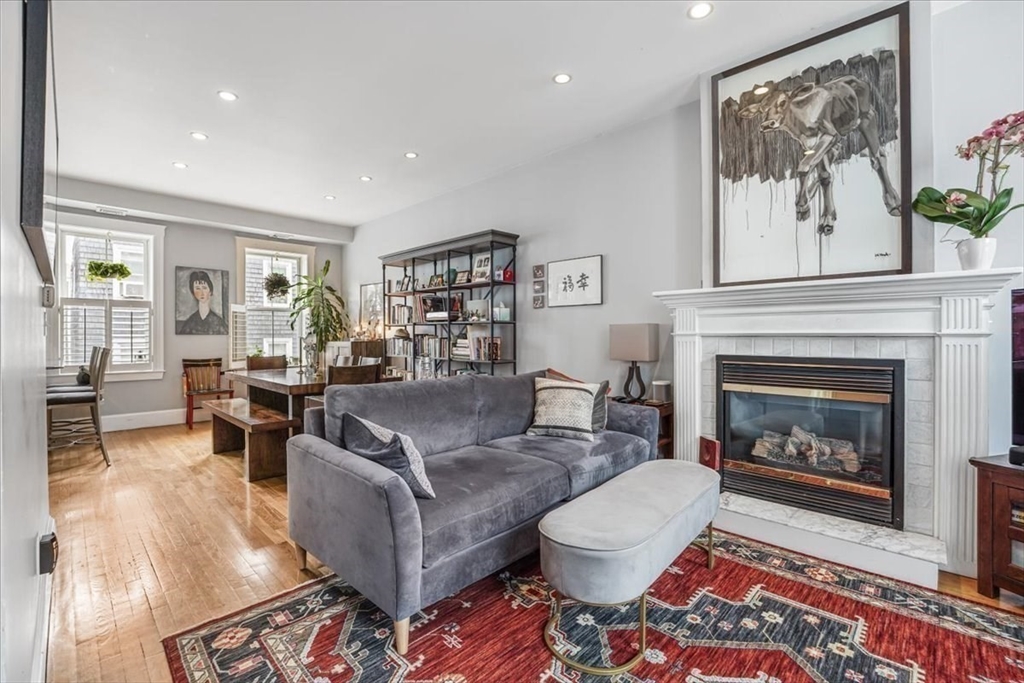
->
<box><xmin>86</xmin><ymin>260</ymin><xmax>132</xmax><ymax>282</ymax></box>
<box><xmin>263</xmin><ymin>272</ymin><xmax>292</xmax><ymax>300</ymax></box>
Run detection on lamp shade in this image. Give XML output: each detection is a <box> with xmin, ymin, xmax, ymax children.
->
<box><xmin>609</xmin><ymin>323</ymin><xmax>659</xmax><ymax>362</ymax></box>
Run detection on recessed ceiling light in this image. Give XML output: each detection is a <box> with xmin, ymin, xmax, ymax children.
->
<box><xmin>217</xmin><ymin>90</ymin><xmax>238</xmax><ymax>102</ymax></box>
<box><xmin>359</xmin><ymin>176</ymin><xmax>372</xmax><ymax>182</ymax></box>
<box><xmin>552</xmin><ymin>73</ymin><xmax>572</xmax><ymax>85</ymax></box>
<box><xmin>172</xmin><ymin>161</ymin><xmax>188</xmax><ymax>169</ymax></box>
<box><xmin>687</xmin><ymin>2</ymin><xmax>713</xmax><ymax>19</ymax></box>
<box><xmin>190</xmin><ymin>131</ymin><xmax>208</xmax><ymax>141</ymax></box>
<box><xmin>404</xmin><ymin>151</ymin><xmax>418</xmax><ymax>159</ymax></box>
<box><xmin>753</xmin><ymin>86</ymin><xmax>769</xmax><ymax>96</ymax></box>
<box><xmin>324</xmin><ymin>195</ymin><xmax>336</xmax><ymax>200</ymax></box>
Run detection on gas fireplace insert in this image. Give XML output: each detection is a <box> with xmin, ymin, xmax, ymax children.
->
<box><xmin>716</xmin><ymin>355</ymin><xmax>905</xmax><ymax>529</ymax></box>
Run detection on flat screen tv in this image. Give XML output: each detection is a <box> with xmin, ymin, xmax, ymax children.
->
<box><xmin>1013</xmin><ymin>288</ymin><xmax>1023</xmax><ymax>445</ymax></box>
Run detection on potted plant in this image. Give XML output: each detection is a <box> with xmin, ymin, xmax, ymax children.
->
<box><xmin>263</xmin><ymin>271</ymin><xmax>292</xmax><ymax>301</ymax></box>
<box><xmin>289</xmin><ymin>260</ymin><xmax>350</xmax><ymax>376</ymax></box>
<box><xmin>86</xmin><ymin>260</ymin><xmax>132</xmax><ymax>282</ymax></box>
<box><xmin>912</xmin><ymin>110</ymin><xmax>1023</xmax><ymax>270</ymax></box>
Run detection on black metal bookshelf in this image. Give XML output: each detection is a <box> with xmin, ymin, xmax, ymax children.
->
<box><xmin>380</xmin><ymin>230</ymin><xmax>518</xmax><ymax>380</ymax></box>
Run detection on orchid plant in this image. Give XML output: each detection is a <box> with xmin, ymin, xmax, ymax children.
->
<box><xmin>912</xmin><ymin>110</ymin><xmax>1024</xmax><ymax>239</ymax></box>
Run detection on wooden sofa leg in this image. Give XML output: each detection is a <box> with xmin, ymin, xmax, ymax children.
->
<box><xmin>394</xmin><ymin>618</ymin><xmax>410</xmax><ymax>655</ymax></box>
<box><xmin>294</xmin><ymin>543</ymin><xmax>307</xmax><ymax>570</ymax></box>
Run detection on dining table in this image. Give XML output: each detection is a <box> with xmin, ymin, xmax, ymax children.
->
<box><xmin>224</xmin><ymin>368</ymin><xmax>326</xmax><ymax>433</ymax></box>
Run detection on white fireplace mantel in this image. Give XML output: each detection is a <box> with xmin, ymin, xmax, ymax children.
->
<box><xmin>653</xmin><ymin>267</ymin><xmax>1022</xmax><ymax>580</ymax></box>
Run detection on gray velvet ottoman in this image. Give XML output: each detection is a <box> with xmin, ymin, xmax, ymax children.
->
<box><xmin>539</xmin><ymin>459</ymin><xmax>720</xmax><ymax>676</ymax></box>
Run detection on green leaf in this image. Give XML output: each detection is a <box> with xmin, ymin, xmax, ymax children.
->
<box><xmin>983</xmin><ymin>187</ymin><xmax>1014</xmax><ymax>224</ymax></box>
<box><xmin>915</xmin><ymin>187</ymin><xmax>946</xmax><ymax>203</ymax></box>
<box><xmin>977</xmin><ymin>203</ymin><xmax>1024</xmax><ymax>236</ymax></box>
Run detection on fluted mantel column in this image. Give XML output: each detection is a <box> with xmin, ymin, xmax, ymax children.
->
<box><xmin>672</xmin><ymin>307</ymin><xmax>701</xmax><ymax>463</ymax></box>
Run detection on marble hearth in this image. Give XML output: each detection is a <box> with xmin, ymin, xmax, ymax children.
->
<box><xmin>654</xmin><ymin>268</ymin><xmax>1021</xmax><ymax>588</ymax></box>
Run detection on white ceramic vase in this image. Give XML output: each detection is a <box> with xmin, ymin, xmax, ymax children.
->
<box><xmin>956</xmin><ymin>237</ymin><xmax>997</xmax><ymax>270</ymax></box>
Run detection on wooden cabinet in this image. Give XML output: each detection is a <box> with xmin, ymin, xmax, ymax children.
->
<box><xmin>970</xmin><ymin>454</ymin><xmax>1024</xmax><ymax>598</ymax></box>
<box><xmin>644</xmin><ymin>401</ymin><xmax>674</xmax><ymax>459</ymax></box>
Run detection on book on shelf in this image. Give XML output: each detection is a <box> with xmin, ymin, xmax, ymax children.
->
<box><xmin>1012</xmin><ymin>506</ymin><xmax>1024</xmax><ymax>526</ymax></box>
<box><xmin>414</xmin><ymin>334</ymin><xmax>449</xmax><ymax>359</ymax></box>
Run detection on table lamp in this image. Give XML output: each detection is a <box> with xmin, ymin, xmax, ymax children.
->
<box><xmin>609</xmin><ymin>323</ymin><xmax>659</xmax><ymax>403</ymax></box>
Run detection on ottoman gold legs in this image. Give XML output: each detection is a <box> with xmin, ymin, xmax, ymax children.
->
<box><xmin>543</xmin><ymin>591</ymin><xmax>647</xmax><ymax>677</ymax></box>
<box><xmin>689</xmin><ymin>522</ymin><xmax>715</xmax><ymax>570</ymax></box>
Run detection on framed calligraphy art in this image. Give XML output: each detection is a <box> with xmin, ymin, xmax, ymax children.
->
<box><xmin>546</xmin><ymin>255</ymin><xmax>602</xmax><ymax>308</ymax></box>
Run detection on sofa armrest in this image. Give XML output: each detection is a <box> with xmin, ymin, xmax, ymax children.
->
<box><xmin>304</xmin><ymin>406</ymin><xmax>326</xmax><ymax>438</ymax></box>
<box><xmin>606</xmin><ymin>401</ymin><xmax>659</xmax><ymax>460</ymax></box>
<box><xmin>287</xmin><ymin>434</ymin><xmax>423</xmax><ymax>620</ymax></box>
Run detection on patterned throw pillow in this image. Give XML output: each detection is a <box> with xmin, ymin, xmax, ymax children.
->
<box><xmin>545</xmin><ymin>369</ymin><xmax>610</xmax><ymax>431</ymax></box>
<box><xmin>341</xmin><ymin>413</ymin><xmax>436</xmax><ymax>499</ymax></box>
<box><xmin>527</xmin><ymin>377</ymin><xmax>601</xmax><ymax>441</ymax></box>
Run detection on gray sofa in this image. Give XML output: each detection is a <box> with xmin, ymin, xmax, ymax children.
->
<box><xmin>287</xmin><ymin>370</ymin><xmax>659</xmax><ymax>654</ymax></box>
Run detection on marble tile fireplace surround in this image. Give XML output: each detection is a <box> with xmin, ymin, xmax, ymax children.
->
<box><xmin>654</xmin><ymin>268</ymin><xmax>1021</xmax><ymax>589</ymax></box>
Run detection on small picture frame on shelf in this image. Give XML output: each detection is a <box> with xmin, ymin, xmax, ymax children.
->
<box><xmin>427</xmin><ymin>274</ymin><xmax>444</xmax><ymax>288</ymax></box>
<box><xmin>532</xmin><ymin>264</ymin><xmax>545</xmax><ymax>279</ymax></box>
<box><xmin>471</xmin><ymin>255</ymin><xmax>491</xmax><ymax>282</ymax></box>
<box><xmin>413</xmin><ymin>278</ymin><xmax>421</xmax><ymax>290</ymax></box>
<box><xmin>532</xmin><ymin>280</ymin><xmax>545</xmax><ymax>294</ymax></box>
<box><xmin>455</xmin><ymin>270</ymin><xmax>471</xmax><ymax>285</ymax></box>
<box><xmin>399</xmin><ymin>275</ymin><xmax>412</xmax><ymax>292</ymax></box>
<box><xmin>533</xmin><ymin>295</ymin><xmax>545</xmax><ymax>309</ymax></box>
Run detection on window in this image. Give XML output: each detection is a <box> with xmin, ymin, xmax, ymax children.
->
<box><xmin>50</xmin><ymin>218</ymin><xmax>165</xmax><ymax>380</ymax></box>
<box><xmin>238</xmin><ymin>243</ymin><xmax>310</xmax><ymax>366</ymax></box>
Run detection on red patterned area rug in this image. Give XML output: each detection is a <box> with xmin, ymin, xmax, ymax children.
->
<box><xmin>163</xmin><ymin>532</ymin><xmax>1024</xmax><ymax>683</ymax></box>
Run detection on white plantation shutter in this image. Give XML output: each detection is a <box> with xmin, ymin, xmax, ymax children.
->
<box><xmin>61</xmin><ymin>300</ymin><xmax>106</xmax><ymax>367</ymax></box>
<box><xmin>110</xmin><ymin>301</ymin><xmax>152</xmax><ymax>367</ymax></box>
<box><xmin>228</xmin><ymin>304</ymin><xmax>248</xmax><ymax>369</ymax></box>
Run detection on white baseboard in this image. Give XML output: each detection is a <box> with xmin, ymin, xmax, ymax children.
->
<box><xmin>30</xmin><ymin>516</ymin><xmax>56</xmax><ymax>683</ymax></box>
<box><xmin>104</xmin><ymin>408</ymin><xmax>209</xmax><ymax>432</ymax></box>
<box><xmin>715</xmin><ymin>508</ymin><xmax>940</xmax><ymax>590</ymax></box>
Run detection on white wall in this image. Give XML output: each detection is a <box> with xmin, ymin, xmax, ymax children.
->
<box><xmin>932</xmin><ymin>0</ymin><xmax>1024</xmax><ymax>455</ymax></box>
<box><xmin>0</xmin><ymin>2</ymin><xmax>52</xmax><ymax>680</ymax></box>
<box><xmin>341</xmin><ymin>103</ymin><xmax>702</xmax><ymax>390</ymax></box>
<box><xmin>51</xmin><ymin>213</ymin><xmax>344</xmax><ymax>416</ymax></box>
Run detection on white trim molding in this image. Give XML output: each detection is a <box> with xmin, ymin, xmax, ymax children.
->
<box><xmin>104</xmin><ymin>408</ymin><xmax>203</xmax><ymax>432</ymax></box>
<box><xmin>654</xmin><ymin>267</ymin><xmax>1022</xmax><ymax>578</ymax></box>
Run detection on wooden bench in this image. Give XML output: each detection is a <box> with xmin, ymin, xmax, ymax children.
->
<box><xmin>203</xmin><ymin>398</ymin><xmax>301</xmax><ymax>482</ymax></box>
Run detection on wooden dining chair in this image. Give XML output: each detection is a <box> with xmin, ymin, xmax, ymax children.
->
<box><xmin>327</xmin><ymin>364</ymin><xmax>380</xmax><ymax>385</ymax></box>
<box><xmin>358</xmin><ymin>356</ymin><xmax>382</xmax><ymax>366</ymax></box>
<box><xmin>334</xmin><ymin>355</ymin><xmax>358</xmax><ymax>366</ymax></box>
<box><xmin>246</xmin><ymin>355</ymin><xmax>288</xmax><ymax>371</ymax></box>
<box><xmin>183</xmin><ymin>358</ymin><xmax>233</xmax><ymax>429</ymax></box>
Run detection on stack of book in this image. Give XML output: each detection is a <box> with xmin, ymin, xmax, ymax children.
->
<box><xmin>389</xmin><ymin>304</ymin><xmax>412</xmax><ymax>325</ymax></box>
<box><xmin>472</xmin><ymin>336</ymin><xmax>501</xmax><ymax>361</ymax></box>
<box><xmin>387</xmin><ymin>337</ymin><xmax>413</xmax><ymax>357</ymax></box>
<box><xmin>451</xmin><ymin>338</ymin><xmax>472</xmax><ymax>361</ymax></box>
<box><xmin>414</xmin><ymin>335</ymin><xmax>449</xmax><ymax>359</ymax></box>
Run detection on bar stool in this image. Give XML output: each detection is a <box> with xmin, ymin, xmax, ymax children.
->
<box><xmin>47</xmin><ymin>346</ymin><xmax>112</xmax><ymax>466</ymax></box>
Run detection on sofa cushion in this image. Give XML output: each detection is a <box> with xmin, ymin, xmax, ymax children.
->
<box><xmin>546</xmin><ymin>369</ymin><xmax>610</xmax><ymax>431</ymax></box>
<box><xmin>324</xmin><ymin>375</ymin><xmax>478</xmax><ymax>456</ymax></box>
<box><xmin>527</xmin><ymin>378</ymin><xmax>600</xmax><ymax>441</ymax></box>
<box><xmin>486</xmin><ymin>431</ymin><xmax>650</xmax><ymax>499</ymax></box>
<box><xmin>416</xmin><ymin>446</ymin><xmax>570</xmax><ymax>567</ymax></box>
<box><xmin>473</xmin><ymin>370</ymin><xmax>545</xmax><ymax>443</ymax></box>
<box><xmin>341</xmin><ymin>413</ymin><xmax>435</xmax><ymax>499</ymax></box>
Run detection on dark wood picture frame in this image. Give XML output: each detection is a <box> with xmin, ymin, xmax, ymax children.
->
<box><xmin>711</xmin><ymin>2</ymin><xmax>911</xmax><ymax>287</ymax></box>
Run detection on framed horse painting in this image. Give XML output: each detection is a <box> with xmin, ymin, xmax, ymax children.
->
<box><xmin>711</xmin><ymin>2</ymin><xmax>911</xmax><ymax>287</ymax></box>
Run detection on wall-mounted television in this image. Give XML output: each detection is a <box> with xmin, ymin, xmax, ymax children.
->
<box><xmin>20</xmin><ymin>0</ymin><xmax>54</xmax><ymax>284</ymax></box>
<box><xmin>1013</xmin><ymin>288</ymin><xmax>1023</xmax><ymax>446</ymax></box>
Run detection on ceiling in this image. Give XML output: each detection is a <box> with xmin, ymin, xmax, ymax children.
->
<box><xmin>49</xmin><ymin>0</ymin><xmax>889</xmax><ymax>228</ymax></box>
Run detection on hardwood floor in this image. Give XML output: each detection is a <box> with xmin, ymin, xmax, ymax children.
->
<box><xmin>46</xmin><ymin>424</ymin><xmax>329</xmax><ymax>683</ymax></box>
<box><xmin>47</xmin><ymin>424</ymin><xmax>1023</xmax><ymax>682</ymax></box>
